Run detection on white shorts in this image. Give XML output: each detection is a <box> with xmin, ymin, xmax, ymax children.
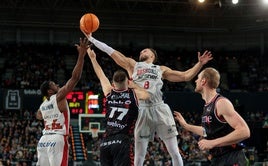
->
<box><xmin>36</xmin><ymin>134</ymin><xmax>69</xmax><ymax>166</ymax></box>
<box><xmin>135</xmin><ymin>102</ymin><xmax>178</xmax><ymax>141</ymax></box>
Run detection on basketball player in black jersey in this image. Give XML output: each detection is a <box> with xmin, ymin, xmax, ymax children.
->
<box><xmin>87</xmin><ymin>48</ymin><xmax>150</xmax><ymax>166</ymax></box>
<box><xmin>174</xmin><ymin>67</ymin><xmax>250</xmax><ymax>166</ymax></box>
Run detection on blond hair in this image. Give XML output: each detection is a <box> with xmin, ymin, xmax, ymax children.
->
<box><xmin>201</xmin><ymin>67</ymin><xmax>220</xmax><ymax>89</ymax></box>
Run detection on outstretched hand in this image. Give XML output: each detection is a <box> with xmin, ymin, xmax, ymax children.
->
<box><xmin>75</xmin><ymin>37</ymin><xmax>90</xmax><ymax>57</ymax></box>
<box><xmin>173</xmin><ymin>111</ymin><xmax>187</xmax><ymax>128</ymax></box>
<box><xmin>198</xmin><ymin>50</ymin><xmax>213</xmax><ymax>65</ymax></box>
<box><xmin>81</xmin><ymin>29</ymin><xmax>92</xmax><ymax>40</ymax></box>
<box><xmin>87</xmin><ymin>47</ymin><xmax>96</xmax><ymax>59</ymax></box>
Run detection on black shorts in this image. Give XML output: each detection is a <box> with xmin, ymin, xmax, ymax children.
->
<box><xmin>210</xmin><ymin>150</ymin><xmax>248</xmax><ymax>166</ymax></box>
<box><xmin>100</xmin><ymin>134</ymin><xmax>134</xmax><ymax>166</ymax></box>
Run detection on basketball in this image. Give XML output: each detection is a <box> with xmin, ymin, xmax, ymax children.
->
<box><xmin>80</xmin><ymin>13</ymin><xmax>99</xmax><ymax>34</ymax></box>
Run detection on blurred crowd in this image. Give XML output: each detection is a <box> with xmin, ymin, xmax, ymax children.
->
<box><xmin>0</xmin><ymin>111</ymin><xmax>42</xmax><ymax>166</ymax></box>
<box><xmin>0</xmin><ymin>108</ymin><xmax>267</xmax><ymax>165</ymax></box>
<box><xmin>1</xmin><ymin>43</ymin><xmax>268</xmax><ymax>92</ymax></box>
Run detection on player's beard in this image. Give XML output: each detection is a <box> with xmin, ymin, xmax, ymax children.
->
<box><xmin>139</xmin><ymin>56</ymin><xmax>148</xmax><ymax>62</ymax></box>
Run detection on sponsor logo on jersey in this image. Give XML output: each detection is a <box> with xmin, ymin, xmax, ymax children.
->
<box><xmin>202</xmin><ymin>115</ymin><xmax>212</xmax><ymax>124</ymax></box>
<box><xmin>107</xmin><ymin>100</ymin><xmax>131</xmax><ymax>105</ymax></box>
<box><xmin>100</xmin><ymin>140</ymin><xmax>122</xmax><ymax>147</ymax></box>
<box><xmin>107</xmin><ymin>121</ymin><xmax>126</xmax><ymax>129</ymax></box>
<box><xmin>37</xmin><ymin>141</ymin><xmax>56</xmax><ymax>147</ymax></box>
<box><xmin>41</xmin><ymin>104</ymin><xmax>54</xmax><ymax>111</ymax></box>
<box><xmin>111</xmin><ymin>93</ymin><xmax>130</xmax><ymax>100</ymax></box>
<box><xmin>44</xmin><ymin>114</ymin><xmax>59</xmax><ymax>119</ymax></box>
<box><xmin>137</xmin><ymin>68</ymin><xmax>157</xmax><ymax>75</ymax></box>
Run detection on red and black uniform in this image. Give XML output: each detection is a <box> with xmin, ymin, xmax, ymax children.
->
<box><xmin>100</xmin><ymin>88</ymin><xmax>139</xmax><ymax>166</ymax></box>
<box><xmin>202</xmin><ymin>94</ymin><xmax>248</xmax><ymax>166</ymax></box>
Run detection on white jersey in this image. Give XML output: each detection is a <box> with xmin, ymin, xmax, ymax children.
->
<box><xmin>39</xmin><ymin>94</ymin><xmax>70</xmax><ymax>135</ymax></box>
<box><xmin>132</xmin><ymin>62</ymin><xmax>163</xmax><ymax>104</ymax></box>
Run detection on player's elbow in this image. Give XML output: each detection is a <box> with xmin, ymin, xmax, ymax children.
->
<box><xmin>36</xmin><ymin>114</ymin><xmax>43</xmax><ymax>120</ymax></box>
<box><xmin>184</xmin><ymin>74</ymin><xmax>195</xmax><ymax>82</ymax></box>
<box><xmin>244</xmin><ymin>127</ymin><xmax>251</xmax><ymax>139</ymax></box>
<box><xmin>71</xmin><ymin>73</ymin><xmax>82</xmax><ymax>82</ymax></box>
<box><xmin>240</xmin><ymin>126</ymin><xmax>250</xmax><ymax>141</ymax></box>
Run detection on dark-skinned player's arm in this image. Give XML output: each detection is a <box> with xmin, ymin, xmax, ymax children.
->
<box><xmin>56</xmin><ymin>38</ymin><xmax>88</xmax><ymax>103</ymax></box>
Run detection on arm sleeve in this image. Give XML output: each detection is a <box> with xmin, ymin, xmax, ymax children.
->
<box><xmin>88</xmin><ymin>36</ymin><xmax>115</xmax><ymax>56</ymax></box>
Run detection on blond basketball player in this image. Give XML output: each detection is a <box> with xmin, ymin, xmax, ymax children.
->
<box><xmin>174</xmin><ymin>67</ymin><xmax>250</xmax><ymax>165</ymax></box>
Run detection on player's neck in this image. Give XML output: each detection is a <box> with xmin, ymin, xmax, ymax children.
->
<box><xmin>203</xmin><ymin>90</ymin><xmax>218</xmax><ymax>105</ymax></box>
<box><xmin>144</xmin><ymin>59</ymin><xmax>153</xmax><ymax>64</ymax></box>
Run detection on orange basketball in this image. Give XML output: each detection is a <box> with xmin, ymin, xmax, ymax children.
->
<box><xmin>80</xmin><ymin>13</ymin><xmax>99</xmax><ymax>34</ymax></box>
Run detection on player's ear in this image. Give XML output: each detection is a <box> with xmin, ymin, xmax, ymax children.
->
<box><xmin>201</xmin><ymin>78</ymin><xmax>206</xmax><ymax>85</ymax></box>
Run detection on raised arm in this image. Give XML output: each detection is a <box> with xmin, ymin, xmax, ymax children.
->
<box><xmin>110</xmin><ymin>50</ymin><xmax>136</xmax><ymax>76</ymax></box>
<box><xmin>87</xmin><ymin>48</ymin><xmax>112</xmax><ymax>96</ymax></box>
<box><xmin>162</xmin><ymin>50</ymin><xmax>213</xmax><ymax>82</ymax></box>
<box><xmin>84</xmin><ymin>33</ymin><xmax>136</xmax><ymax>76</ymax></box>
<box><xmin>56</xmin><ymin>37</ymin><xmax>88</xmax><ymax>101</ymax></box>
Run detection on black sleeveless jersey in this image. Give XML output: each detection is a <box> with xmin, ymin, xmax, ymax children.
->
<box><xmin>202</xmin><ymin>94</ymin><xmax>243</xmax><ymax>157</ymax></box>
<box><xmin>104</xmin><ymin>88</ymin><xmax>139</xmax><ymax>137</ymax></box>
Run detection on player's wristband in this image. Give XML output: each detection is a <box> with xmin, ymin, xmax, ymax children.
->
<box><xmin>88</xmin><ymin>36</ymin><xmax>115</xmax><ymax>56</ymax></box>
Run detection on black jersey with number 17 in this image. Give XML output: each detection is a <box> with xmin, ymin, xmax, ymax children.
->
<box><xmin>104</xmin><ymin>88</ymin><xmax>139</xmax><ymax>137</ymax></box>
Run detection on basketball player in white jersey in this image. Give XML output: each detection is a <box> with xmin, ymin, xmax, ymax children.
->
<box><xmin>84</xmin><ymin>33</ymin><xmax>213</xmax><ymax>166</ymax></box>
<box><xmin>36</xmin><ymin>37</ymin><xmax>89</xmax><ymax>166</ymax></box>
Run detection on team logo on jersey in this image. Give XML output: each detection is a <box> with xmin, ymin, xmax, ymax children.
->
<box><xmin>206</xmin><ymin>107</ymin><xmax>212</xmax><ymax>113</ymax></box>
<box><xmin>167</xmin><ymin>126</ymin><xmax>176</xmax><ymax>134</ymax></box>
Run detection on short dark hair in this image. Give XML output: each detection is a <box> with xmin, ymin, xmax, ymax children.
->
<box><xmin>40</xmin><ymin>81</ymin><xmax>50</xmax><ymax>97</ymax></box>
<box><xmin>148</xmin><ymin>48</ymin><xmax>158</xmax><ymax>63</ymax></box>
<box><xmin>113</xmin><ymin>70</ymin><xmax>128</xmax><ymax>83</ymax></box>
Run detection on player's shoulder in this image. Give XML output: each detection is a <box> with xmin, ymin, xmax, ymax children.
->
<box><xmin>160</xmin><ymin>65</ymin><xmax>171</xmax><ymax>72</ymax></box>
